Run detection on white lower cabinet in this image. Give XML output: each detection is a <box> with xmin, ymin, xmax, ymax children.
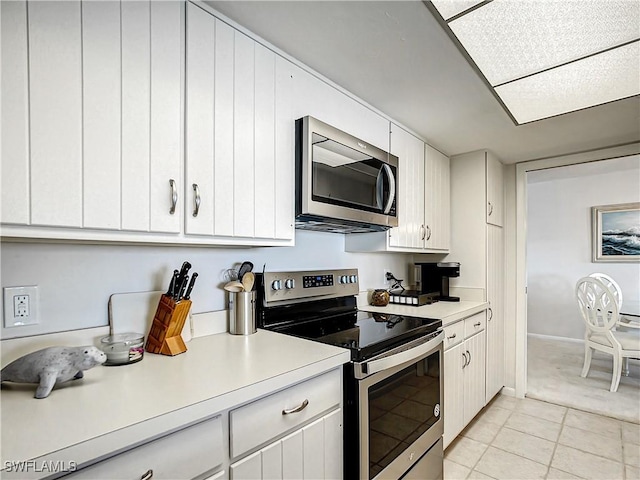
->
<box><xmin>56</xmin><ymin>368</ymin><xmax>344</xmax><ymax>480</ymax></box>
<box><xmin>65</xmin><ymin>415</ymin><xmax>224</xmax><ymax>480</ymax></box>
<box><xmin>230</xmin><ymin>410</ymin><xmax>342</xmax><ymax>480</ymax></box>
<box><xmin>229</xmin><ymin>369</ymin><xmax>343</xmax><ymax>480</ymax></box>
<box><xmin>443</xmin><ymin>312</ymin><xmax>487</xmax><ymax>449</ymax></box>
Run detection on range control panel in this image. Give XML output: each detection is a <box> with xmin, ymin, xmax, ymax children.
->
<box><xmin>262</xmin><ymin>268</ymin><xmax>359</xmax><ymax>305</ymax></box>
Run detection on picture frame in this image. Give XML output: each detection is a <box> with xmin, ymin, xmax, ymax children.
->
<box><xmin>591</xmin><ymin>202</ymin><xmax>640</xmax><ymax>262</ymax></box>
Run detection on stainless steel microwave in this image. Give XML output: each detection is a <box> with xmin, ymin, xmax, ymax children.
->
<box><xmin>295</xmin><ymin>116</ymin><xmax>399</xmax><ymax>234</ymax></box>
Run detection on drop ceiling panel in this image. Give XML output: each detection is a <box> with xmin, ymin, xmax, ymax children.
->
<box><xmin>429</xmin><ymin>0</ymin><xmax>485</xmax><ymax>21</ymax></box>
<box><xmin>447</xmin><ymin>0</ymin><xmax>640</xmax><ymax>86</ymax></box>
<box><xmin>495</xmin><ymin>42</ymin><xmax>640</xmax><ymax>124</ymax></box>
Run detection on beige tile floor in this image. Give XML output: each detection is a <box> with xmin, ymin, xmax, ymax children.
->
<box><xmin>444</xmin><ymin>394</ymin><xmax>640</xmax><ymax>480</ymax></box>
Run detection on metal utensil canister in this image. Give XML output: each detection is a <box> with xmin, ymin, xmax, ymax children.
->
<box><xmin>228</xmin><ymin>290</ymin><xmax>257</xmax><ymax>335</ymax></box>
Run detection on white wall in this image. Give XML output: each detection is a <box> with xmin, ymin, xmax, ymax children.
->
<box><xmin>526</xmin><ymin>156</ymin><xmax>640</xmax><ymax>339</ymax></box>
<box><xmin>0</xmin><ymin>231</ymin><xmax>412</xmax><ymax>339</ymax></box>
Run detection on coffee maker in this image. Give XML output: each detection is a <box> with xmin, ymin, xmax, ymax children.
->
<box><xmin>414</xmin><ymin>262</ymin><xmax>461</xmax><ymax>302</ymax></box>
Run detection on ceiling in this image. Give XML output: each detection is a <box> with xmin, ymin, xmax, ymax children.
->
<box><xmin>205</xmin><ymin>1</ymin><xmax>640</xmax><ymax>164</ymax></box>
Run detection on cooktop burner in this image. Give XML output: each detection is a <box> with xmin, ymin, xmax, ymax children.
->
<box><xmin>268</xmin><ymin>309</ymin><xmax>441</xmax><ymax>362</ymax></box>
<box><xmin>255</xmin><ymin>269</ymin><xmax>441</xmax><ymax>362</ymax></box>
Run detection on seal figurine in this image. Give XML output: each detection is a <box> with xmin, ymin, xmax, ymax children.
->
<box><xmin>1</xmin><ymin>346</ymin><xmax>106</xmax><ymax>399</ymax></box>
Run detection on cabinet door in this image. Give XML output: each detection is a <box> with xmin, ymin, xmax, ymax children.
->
<box><xmin>443</xmin><ymin>343</ymin><xmax>465</xmax><ymax>448</ymax></box>
<box><xmin>424</xmin><ymin>144</ymin><xmax>450</xmax><ymax>251</ymax></box>
<box><xmin>149</xmin><ymin>0</ymin><xmax>183</xmax><ymax>234</ymax></box>
<box><xmin>186</xmin><ymin>5</ymin><xmax>294</xmax><ymax>241</ymax></box>
<box><xmin>82</xmin><ymin>1</ymin><xmax>121</xmax><ymax>229</ymax></box>
<box><xmin>29</xmin><ymin>0</ymin><xmax>83</xmax><ymax>227</ymax></box>
<box><xmin>388</xmin><ymin>124</ymin><xmax>425</xmax><ymax>249</ymax></box>
<box><xmin>486</xmin><ymin>152</ymin><xmax>504</xmax><ymax>227</ymax></box>
<box><xmin>486</xmin><ymin>225</ymin><xmax>505</xmax><ymax>402</ymax></box>
<box><xmin>323</xmin><ymin>409</ymin><xmax>343</xmax><ymax>480</ymax></box>
<box><xmin>463</xmin><ymin>331</ymin><xmax>486</xmax><ymax>425</ymax></box>
<box><xmin>1</xmin><ymin>0</ymin><xmax>29</xmax><ymax>225</ymax></box>
<box><xmin>121</xmin><ymin>0</ymin><xmax>151</xmax><ymax>232</ymax></box>
<box><xmin>185</xmin><ymin>2</ymin><xmax>216</xmax><ymax>235</ymax></box>
<box><xmin>231</xmin><ymin>451</ymin><xmax>262</xmax><ymax>480</ymax></box>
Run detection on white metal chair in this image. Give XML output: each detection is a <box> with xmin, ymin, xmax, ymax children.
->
<box><xmin>588</xmin><ymin>272</ymin><xmax>640</xmax><ymax>376</ymax></box>
<box><xmin>576</xmin><ymin>276</ymin><xmax>640</xmax><ymax>392</ymax></box>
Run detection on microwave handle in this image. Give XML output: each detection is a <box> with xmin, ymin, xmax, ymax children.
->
<box><xmin>377</xmin><ymin>163</ymin><xmax>396</xmax><ymax>215</ymax></box>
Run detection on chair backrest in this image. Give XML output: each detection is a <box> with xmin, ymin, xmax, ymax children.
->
<box><xmin>575</xmin><ymin>276</ymin><xmax>620</xmax><ymax>333</ymax></box>
<box><xmin>588</xmin><ymin>272</ymin><xmax>623</xmax><ymax>307</ymax></box>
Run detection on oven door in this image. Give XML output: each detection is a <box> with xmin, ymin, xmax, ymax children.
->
<box><xmin>358</xmin><ymin>333</ymin><xmax>443</xmax><ymax>480</ymax></box>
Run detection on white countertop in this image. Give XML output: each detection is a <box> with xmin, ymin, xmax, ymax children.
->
<box><xmin>0</xmin><ymin>329</ymin><xmax>350</xmax><ymax>466</ymax></box>
<box><xmin>357</xmin><ymin>293</ymin><xmax>488</xmax><ymax>326</ymax></box>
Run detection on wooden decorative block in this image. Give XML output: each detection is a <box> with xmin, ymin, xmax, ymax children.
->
<box><xmin>145</xmin><ymin>294</ymin><xmax>191</xmax><ymax>356</ymax></box>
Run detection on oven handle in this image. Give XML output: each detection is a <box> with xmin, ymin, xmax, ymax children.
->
<box><xmin>355</xmin><ymin>330</ymin><xmax>443</xmax><ymax>379</ymax></box>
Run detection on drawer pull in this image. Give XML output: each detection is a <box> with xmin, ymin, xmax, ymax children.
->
<box><xmin>169</xmin><ymin>179</ymin><xmax>177</xmax><ymax>215</ymax></box>
<box><xmin>488</xmin><ymin>202</ymin><xmax>493</xmax><ymax>216</ymax></box>
<box><xmin>474</xmin><ymin>322</ymin><xmax>481</xmax><ymax>327</ymax></box>
<box><xmin>488</xmin><ymin>308</ymin><xmax>493</xmax><ymax>320</ymax></box>
<box><xmin>447</xmin><ymin>333</ymin><xmax>457</xmax><ymax>340</ymax></box>
<box><xmin>192</xmin><ymin>183</ymin><xmax>201</xmax><ymax>217</ymax></box>
<box><xmin>140</xmin><ymin>469</ymin><xmax>153</xmax><ymax>480</ymax></box>
<box><xmin>282</xmin><ymin>399</ymin><xmax>309</xmax><ymax>415</ymax></box>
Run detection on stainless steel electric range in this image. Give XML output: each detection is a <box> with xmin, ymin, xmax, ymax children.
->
<box><xmin>256</xmin><ymin>268</ymin><xmax>444</xmax><ymax>480</ymax></box>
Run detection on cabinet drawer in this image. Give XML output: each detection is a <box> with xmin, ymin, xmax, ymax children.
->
<box><xmin>464</xmin><ymin>312</ymin><xmax>486</xmax><ymax>338</ymax></box>
<box><xmin>230</xmin><ymin>368</ymin><xmax>341</xmax><ymax>458</ymax></box>
<box><xmin>443</xmin><ymin>321</ymin><xmax>464</xmax><ymax>350</ymax></box>
<box><xmin>67</xmin><ymin>415</ymin><xmax>223</xmax><ymax>479</ymax></box>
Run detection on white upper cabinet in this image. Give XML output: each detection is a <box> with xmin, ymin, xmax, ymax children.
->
<box><xmin>2</xmin><ymin>0</ymin><xmax>295</xmax><ymax>245</ymax></box>
<box><xmin>290</xmin><ymin>65</ymin><xmax>389</xmax><ymax>151</ymax></box>
<box><xmin>486</xmin><ymin>151</ymin><xmax>504</xmax><ymax>226</ymax></box>
<box><xmin>29</xmin><ymin>0</ymin><xmax>83</xmax><ymax>228</ymax></box>
<box><xmin>1</xmin><ymin>0</ymin><xmax>184</xmax><ymax>236</ymax></box>
<box><xmin>424</xmin><ymin>144</ymin><xmax>450</xmax><ymax>251</ymax></box>
<box><xmin>148</xmin><ymin>1</ymin><xmax>184</xmax><ymax>234</ymax></box>
<box><xmin>185</xmin><ymin>2</ymin><xmax>294</xmax><ymax>242</ymax></box>
<box><xmin>345</xmin><ymin>125</ymin><xmax>450</xmax><ymax>253</ymax></box>
<box><xmin>1</xmin><ymin>1</ymin><xmax>30</xmax><ymax>226</ymax></box>
<box><xmin>82</xmin><ymin>1</ymin><xmax>121</xmax><ymax>230</ymax></box>
<box><xmin>388</xmin><ymin>124</ymin><xmax>425</xmax><ymax>249</ymax></box>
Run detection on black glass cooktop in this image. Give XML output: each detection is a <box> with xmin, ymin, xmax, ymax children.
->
<box><xmin>268</xmin><ymin>309</ymin><xmax>441</xmax><ymax>362</ymax></box>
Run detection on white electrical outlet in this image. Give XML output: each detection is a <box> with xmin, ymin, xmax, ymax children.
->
<box><xmin>383</xmin><ymin>271</ymin><xmax>392</xmax><ymax>285</ymax></box>
<box><xmin>3</xmin><ymin>286</ymin><xmax>39</xmax><ymax>327</ymax></box>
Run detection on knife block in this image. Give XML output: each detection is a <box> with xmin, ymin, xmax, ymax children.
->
<box><xmin>145</xmin><ymin>294</ymin><xmax>191</xmax><ymax>356</ymax></box>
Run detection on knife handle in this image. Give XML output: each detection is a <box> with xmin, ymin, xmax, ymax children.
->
<box><xmin>167</xmin><ymin>270</ymin><xmax>179</xmax><ymax>296</ymax></box>
<box><xmin>177</xmin><ymin>274</ymin><xmax>189</xmax><ymax>301</ymax></box>
<box><xmin>184</xmin><ymin>272</ymin><xmax>198</xmax><ymax>300</ymax></box>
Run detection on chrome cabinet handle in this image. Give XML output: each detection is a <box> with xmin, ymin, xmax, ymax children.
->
<box><xmin>420</xmin><ymin>224</ymin><xmax>426</xmax><ymax>241</ymax></box>
<box><xmin>474</xmin><ymin>322</ymin><xmax>481</xmax><ymax>327</ymax></box>
<box><xmin>192</xmin><ymin>183</ymin><xmax>201</xmax><ymax>217</ymax></box>
<box><xmin>447</xmin><ymin>333</ymin><xmax>456</xmax><ymax>340</ymax></box>
<box><xmin>426</xmin><ymin>225</ymin><xmax>432</xmax><ymax>241</ymax></box>
<box><xmin>169</xmin><ymin>179</ymin><xmax>177</xmax><ymax>215</ymax></box>
<box><xmin>488</xmin><ymin>202</ymin><xmax>493</xmax><ymax>216</ymax></box>
<box><xmin>467</xmin><ymin>349</ymin><xmax>471</xmax><ymax>365</ymax></box>
<box><xmin>282</xmin><ymin>399</ymin><xmax>309</xmax><ymax>415</ymax></box>
<box><xmin>488</xmin><ymin>308</ymin><xmax>493</xmax><ymax>321</ymax></box>
<box><xmin>462</xmin><ymin>351</ymin><xmax>468</xmax><ymax>368</ymax></box>
<box><xmin>140</xmin><ymin>469</ymin><xmax>153</xmax><ymax>480</ymax></box>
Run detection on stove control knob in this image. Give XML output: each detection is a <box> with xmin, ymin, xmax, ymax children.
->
<box><xmin>271</xmin><ymin>279</ymin><xmax>282</xmax><ymax>291</ymax></box>
<box><xmin>350</xmin><ymin>275</ymin><xmax>357</xmax><ymax>284</ymax></box>
<box><xmin>284</xmin><ymin>278</ymin><xmax>295</xmax><ymax>289</ymax></box>
<box><xmin>339</xmin><ymin>275</ymin><xmax>348</xmax><ymax>284</ymax></box>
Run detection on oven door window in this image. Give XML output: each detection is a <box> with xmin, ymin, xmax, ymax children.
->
<box><xmin>311</xmin><ymin>133</ymin><xmax>396</xmax><ymax>214</ymax></box>
<box><xmin>368</xmin><ymin>352</ymin><xmax>440</xmax><ymax>479</ymax></box>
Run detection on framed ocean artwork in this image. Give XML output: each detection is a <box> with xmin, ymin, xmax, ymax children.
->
<box><xmin>592</xmin><ymin>202</ymin><xmax>640</xmax><ymax>262</ymax></box>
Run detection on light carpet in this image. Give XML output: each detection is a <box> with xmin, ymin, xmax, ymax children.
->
<box><xmin>527</xmin><ymin>334</ymin><xmax>640</xmax><ymax>424</ymax></box>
